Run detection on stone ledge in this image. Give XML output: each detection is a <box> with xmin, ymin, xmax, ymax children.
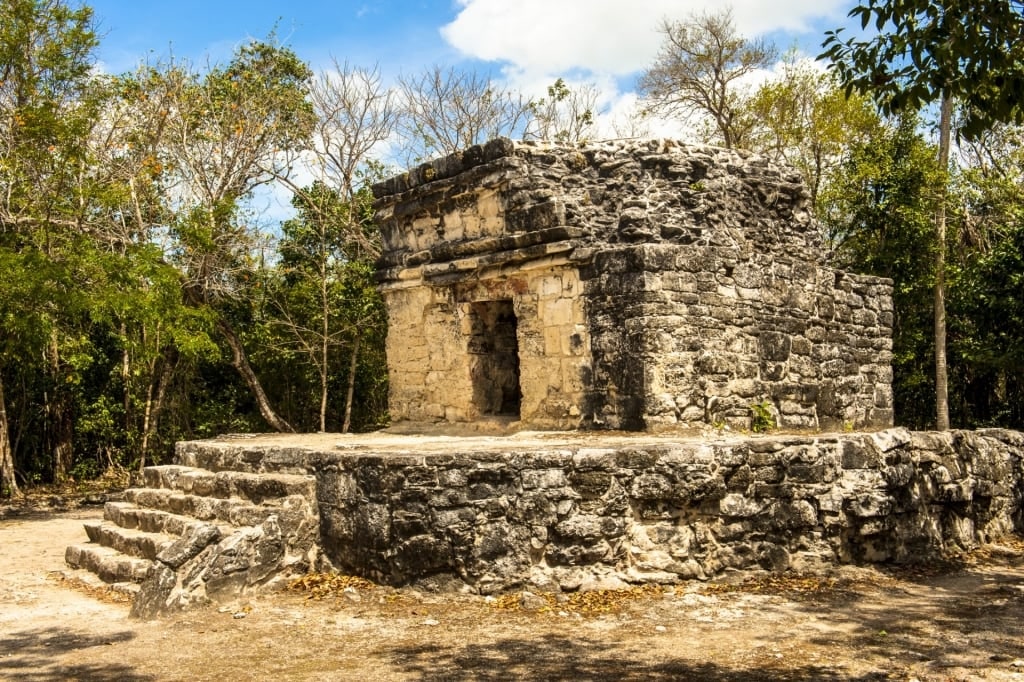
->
<box><xmin>177</xmin><ymin>428</ymin><xmax>1024</xmax><ymax>593</ymax></box>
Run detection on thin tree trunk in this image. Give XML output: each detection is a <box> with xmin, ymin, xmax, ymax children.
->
<box><xmin>217</xmin><ymin>318</ymin><xmax>295</xmax><ymax>433</ymax></box>
<box><xmin>139</xmin><ymin>349</ymin><xmax>176</xmax><ymax>473</ymax></box>
<box><xmin>0</xmin><ymin>373</ymin><xmax>19</xmax><ymax>498</ymax></box>
<box><xmin>121</xmin><ymin>321</ymin><xmax>131</xmax><ymax>434</ymax></box>
<box><xmin>342</xmin><ymin>334</ymin><xmax>361</xmax><ymax>434</ymax></box>
<box><xmin>935</xmin><ymin>94</ymin><xmax>952</xmax><ymax>431</ymax></box>
<box><xmin>320</xmin><ymin>276</ymin><xmax>329</xmax><ymax>433</ymax></box>
<box><xmin>48</xmin><ymin>334</ymin><xmax>74</xmax><ymax>481</ymax></box>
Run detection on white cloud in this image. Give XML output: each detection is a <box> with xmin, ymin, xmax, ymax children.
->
<box><xmin>441</xmin><ymin>0</ymin><xmax>848</xmax><ymax>79</ymax></box>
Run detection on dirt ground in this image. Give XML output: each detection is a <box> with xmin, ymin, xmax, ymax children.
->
<box><xmin>2</xmin><ymin>505</ymin><xmax>1024</xmax><ymax>682</ymax></box>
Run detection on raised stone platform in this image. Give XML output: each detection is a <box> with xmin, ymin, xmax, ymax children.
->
<box><xmin>171</xmin><ymin>428</ymin><xmax>1023</xmax><ymax>594</ymax></box>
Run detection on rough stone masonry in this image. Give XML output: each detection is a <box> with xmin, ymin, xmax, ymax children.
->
<box><xmin>175</xmin><ymin>427</ymin><xmax>1024</xmax><ymax>594</ymax></box>
<box><xmin>373</xmin><ymin>138</ymin><xmax>894</xmax><ymax>432</ymax></box>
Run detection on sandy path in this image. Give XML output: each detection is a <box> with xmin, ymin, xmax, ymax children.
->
<box><xmin>2</xmin><ymin>509</ymin><xmax>1024</xmax><ymax>681</ymax></box>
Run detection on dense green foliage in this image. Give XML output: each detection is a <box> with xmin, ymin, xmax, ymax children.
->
<box><xmin>3</xmin><ymin>0</ymin><xmax>1024</xmax><ymax>496</ymax></box>
<box><xmin>0</xmin><ymin>0</ymin><xmax>389</xmax><ymax>495</ymax></box>
<box><xmin>821</xmin><ymin>0</ymin><xmax>1024</xmax><ymax>139</ymax></box>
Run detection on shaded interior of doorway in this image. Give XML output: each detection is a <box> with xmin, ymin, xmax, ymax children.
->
<box><xmin>467</xmin><ymin>300</ymin><xmax>522</xmax><ymax>417</ymax></box>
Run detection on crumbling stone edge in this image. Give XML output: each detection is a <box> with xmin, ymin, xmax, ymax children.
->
<box><xmin>177</xmin><ymin>427</ymin><xmax>1024</xmax><ymax>596</ymax></box>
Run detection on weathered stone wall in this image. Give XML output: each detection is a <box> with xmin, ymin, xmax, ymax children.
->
<box><xmin>583</xmin><ymin>247</ymin><xmax>893</xmax><ymax>431</ymax></box>
<box><xmin>177</xmin><ymin>429</ymin><xmax>1024</xmax><ymax>594</ymax></box>
<box><xmin>383</xmin><ymin>265</ymin><xmax>591</xmax><ymax>427</ymax></box>
<box><xmin>374</xmin><ymin>138</ymin><xmax>893</xmax><ymax>431</ymax></box>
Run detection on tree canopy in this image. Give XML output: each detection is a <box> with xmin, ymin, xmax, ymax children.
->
<box><xmin>821</xmin><ymin>0</ymin><xmax>1024</xmax><ymax>139</ymax></box>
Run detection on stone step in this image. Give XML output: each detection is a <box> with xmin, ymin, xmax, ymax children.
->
<box><xmin>57</xmin><ymin>567</ymin><xmax>141</xmax><ymax>600</ymax></box>
<box><xmin>104</xmin><ymin>501</ymin><xmax>224</xmax><ymax>537</ymax></box>
<box><xmin>142</xmin><ymin>465</ymin><xmax>316</xmax><ymax>503</ymax></box>
<box><xmin>83</xmin><ymin>520</ymin><xmax>175</xmax><ymax>561</ymax></box>
<box><xmin>176</xmin><ymin>441</ymin><xmax>313</xmax><ymax>475</ymax></box>
<box><xmin>64</xmin><ymin>544</ymin><xmax>151</xmax><ymax>584</ymax></box>
<box><xmin>123</xmin><ymin>487</ymin><xmax>311</xmax><ymax>532</ymax></box>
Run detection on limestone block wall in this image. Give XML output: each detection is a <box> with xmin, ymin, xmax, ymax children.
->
<box><xmin>307</xmin><ymin>429</ymin><xmax>1023</xmax><ymax>592</ymax></box>
<box><xmin>582</xmin><ymin>246</ymin><xmax>894</xmax><ymax>431</ymax></box>
<box><xmin>174</xmin><ymin>429</ymin><xmax>1024</xmax><ymax>594</ymax></box>
<box><xmin>374</xmin><ymin>138</ymin><xmax>894</xmax><ymax>432</ymax></box>
<box><xmin>384</xmin><ymin>264</ymin><xmax>591</xmax><ymax>428</ymax></box>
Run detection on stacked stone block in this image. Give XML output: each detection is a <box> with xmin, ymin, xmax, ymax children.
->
<box><xmin>373</xmin><ymin>138</ymin><xmax>894</xmax><ymax>432</ymax></box>
<box><xmin>175</xmin><ymin>429</ymin><xmax>1024</xmax><ymax>594</ymax></box>
<box><xmin>65</xmin><ymin>463</ymin><xmax>320</xmax><ymax>617</ymax></box>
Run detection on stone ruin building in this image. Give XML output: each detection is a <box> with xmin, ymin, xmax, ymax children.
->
<box><xmin>63</xmin><ymin>138</ymin><xmax>1024</xmax><ymax>617</ymax></box>
<box><xmin>373</xmin><ymin>137</ymin><xmax>895</xmax><ymax>432</ymax></box>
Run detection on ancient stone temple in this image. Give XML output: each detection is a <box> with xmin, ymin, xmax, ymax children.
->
<box><xmin>373</xmin><ymin>138</ymin><xmax>894</xmax><ymax>432</ymax></box>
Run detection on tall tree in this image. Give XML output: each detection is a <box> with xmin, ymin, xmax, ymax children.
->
<box><xmin>270</xmin><ymin>182</ymin><xmax>386</xmax><ymax>433</ymax></box>
<box><xmin>638</xmin><ymin>8</ymin><xmax>776</xmax><ymax>149</ymax></box>
<box><xmin>822</xmin><ymin>0</ymin><xmax>1024</xmax><ymax>429</ymax></box>
<box><xmin>823</xmin><ymin>117</ymin><xmax>943</xmax><ymax>428</ymax></box>
<box><xmin>0</xmin><ymin>0</ymin><xmax>103</xmax><ymax>481</ymax></box>
<box><xmin>151</xmin><ymin>39</ymin><xmax>315</xmax><ymax>432</ymax></box>
<box><xmin>745</xmin><ymin>57</ymin><xmax>881</xmax><ymax>211</ymax></box>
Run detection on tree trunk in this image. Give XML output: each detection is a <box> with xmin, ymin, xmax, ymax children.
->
<box><xmin>139</xmin><ymin>349</ymin><xmax>176</xmax><ymax>473</ymax></box>
<box><xmin>0</xmin><ymin>373</ymin><xmax>19</xmax><ymax>498</ymax></box>
<box><xmin>217</xmin><ymin>318</ymin><xmax>294</xmax><ymax>433</ymax></box>
<box><xmin>48</xmin><ymin>335</ymin><xmax>74</xmax><ymax>481</ymax></box>
<box><xmin>342</xmin><ymin>334</ymin><xmax>361</xmax><ymax>434</ymax></box>
<box><xmin>935</xmin><ymin>94</ymin><xmax>952</xmax><ymax>430</ymax></box>
<box><xmin>319</xmin><ymin>277</ymin><xmax>329</xmax><ymax>433</ymax></box>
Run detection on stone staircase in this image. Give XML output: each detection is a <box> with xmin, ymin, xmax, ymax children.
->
<box><xmin>65</xmin><ymin>464</ymin><xmax>320</xmax><ymax>618</ymax></box>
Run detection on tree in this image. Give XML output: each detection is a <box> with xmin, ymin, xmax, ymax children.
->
<box><xmin>638</xmin><ymin>8</ymin><xmax>776</xmax><ymax>149</ymax></box>
<box><xmin>397</xmin><ymin>66</ymin><xmax>534</xmax><ymax>161</ymax></box>
<box><xmin>821</xmin><ymin>0</ymin><xmax>1024</xmax><ymax>140</ymax></box>
<box><xmin>270</xmin><ymin>182</ymin><xmax>386</xmax><ymax>432</ymax></box>
<box><xmin>277</xmin><ymin>59</ymin><xmax>396</xmax><ymax>261</ymax></box>
<box><xmin>823</xmin><ymin>117</ymin><xmax>943</xmax><ymax>428</ymax></box>
<box><xmin>526</xmin><ymin>78</ymin><xmax>598</xmax><ymax>144</ymax></box>
<box><xmin>821</xmin><ymin>0</ymin><xmax>1024</xmax><ymax>429</ymax></box>
<box><xmin>0</xmin><ymin>0</ymin><xmax>104</xmax><ymax>482</ymax></box>
<box><xmin>745</xmin><ymin>57</ymin><xmax>881</xmax><ymax>210</ymax></box>
<box><xmin>945</xmin><ymin>122</ymin><xmax>1024</xmax><ymax>427</ymax></box>
<box><xmin>151</xmin><ymin>39</ymin><xmax>315</xmax><ymax>433</ymax></box>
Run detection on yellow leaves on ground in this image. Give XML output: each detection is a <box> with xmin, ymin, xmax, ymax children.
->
<box><xmin>287</xmin><ymin>572</ymin><xmax>378</xmax><ymax>601</ymax></box>
<box><xmin>702</xmin><ymin>573</ymin><xmax>842</xmax><ymax>599</ymax></box>
<box><xmin>488</xmin><ymin>584</ymin><xmax>666</xmax><ymax>616</ymax></box>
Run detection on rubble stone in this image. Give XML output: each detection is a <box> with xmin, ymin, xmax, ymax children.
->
<box><xmin>373</xmin><ymin>138</ymin><xmax>893</xmax><ymax>432</ymax></box>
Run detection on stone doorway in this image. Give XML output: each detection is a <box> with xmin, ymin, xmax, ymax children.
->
<box><xmin>467</xmin><ymin>300</ymin><xmax>522</xmax><ymax>417</ymax></box>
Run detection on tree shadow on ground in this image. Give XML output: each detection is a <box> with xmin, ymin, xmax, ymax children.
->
<box><xmin>791</xmin><ymin>564</ymin><xmax>1024</xmax><ymax>671</ymax></box>
<box><xmin>382</xmin><ymin>634</ymin><xmax>889</xmax><ymax>681</ymax></box>
<box><xmin>0</xmin><ymin>626</ymin><xmax>154</xmax><ymax>682</ymax></box>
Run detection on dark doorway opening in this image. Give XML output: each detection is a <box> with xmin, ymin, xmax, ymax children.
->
<box><xmin>468</xmin><ymin>300</ymin><xmax>522</xmax><ymax>417</ymax></box>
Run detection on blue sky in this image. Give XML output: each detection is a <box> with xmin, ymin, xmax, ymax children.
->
<box><xmin>82</xmin><ymin>0</ymin><xmax>859</xmax><ymax>221</ymax></box>
<box><xmin>86</xmin><ymin>0</ymin><xmax>855</xmax><ymax>88</ymax></box>
<box><xmin>87</xmin><ymin>1</ymin><xmax>463</xmax><ymax>76</ymax></box>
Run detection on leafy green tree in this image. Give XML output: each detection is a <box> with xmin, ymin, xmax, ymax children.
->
<box><xmin>822</xmin><ymin>0</ymin><xmax>1024</xmax><ymax>429</ymax></box>
<box><xmin>151</xmin><ymin>39</ymin><xmax>315</xmax><ymax>432</ymax></box>
<box><xmin>269</xmin><ymin>182</ymin><xmax>387</xmax><ymax>432</ymax></box>
<box><xmin>823</xmin><ymin>117</ymin><xmax>943</xmax><ymax>428</ymax></box>
<box><xmin>944</xmin><ymin>123</ymin><xmax>1024</xmax><ymax>426</ymax></box>
<box><xmin>821</xmin><ymin>0</ymin><xmax>1024</xmax><ymax>140</ymax></box>
<box><xmin>0</xmin><ymin>0</ymin><xmax>104</xmax><ymax>483</ymax></box>
<box><xmin>745</xmin><ymin>57</ymin><xmax>882</xmax><ymax>211</ymax></box>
